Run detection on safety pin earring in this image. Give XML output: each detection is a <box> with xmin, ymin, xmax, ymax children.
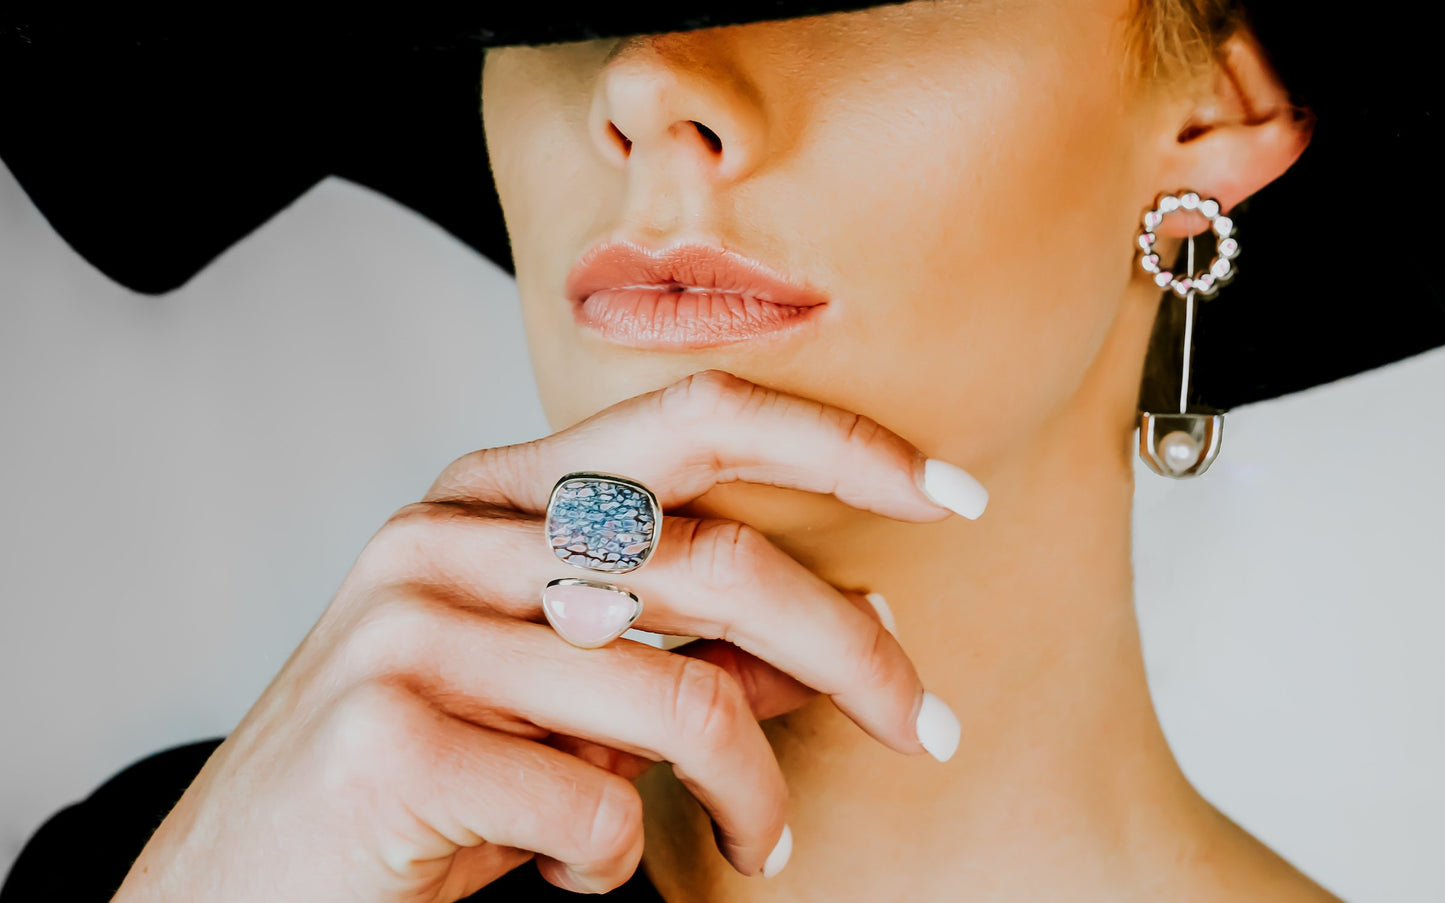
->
<box><xmin>1135</xmin><ymin>191</ymin><xmax>1238</xmax><ymax>478</ymax></box>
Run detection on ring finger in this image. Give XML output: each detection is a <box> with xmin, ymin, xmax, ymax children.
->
<box><xmin>346</xmin><ymin>600</ymin><xmax>791</xmax><ymax>876</ymax></box>
<box><xmin>364</xmin><ymin>502</ymin><xmax>943</xmax><ymax>762</ymax></box>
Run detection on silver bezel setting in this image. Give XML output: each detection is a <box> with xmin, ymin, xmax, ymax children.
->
<box><xmin>542</xmin><ymin>577</ymin><xmax>644</xmax><ymax>649</ymax></box>
<box><xmin>544</xmin><ymin>471</ymin><xmax>663</xmax><ymax>574</ymax></box>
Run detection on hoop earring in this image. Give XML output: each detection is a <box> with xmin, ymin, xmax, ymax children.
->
<box><xmin>1135</xmin><ymin>191</ymin><xmax>1238</xmax><ymax>478</ymax></box>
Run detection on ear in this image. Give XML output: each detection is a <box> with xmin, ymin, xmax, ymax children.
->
<box><xmin>1151</xmin><ymin>27</ymin><xmax>1316</xmax><ymax>238</ymax></box>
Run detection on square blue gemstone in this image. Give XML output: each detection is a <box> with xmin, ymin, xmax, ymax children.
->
<box><xmin>547</xmin><ymin>476</ymin><xmax>658</xmax><ymax>572</ymax></box>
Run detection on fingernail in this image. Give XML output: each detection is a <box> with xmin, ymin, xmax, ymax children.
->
<box><xmin>761</xmin><ymin>824</ymin><xmax>793</xmax><ymax>877</ymax></box>
<box><xmin>920</xmin><ymin>458</ymin><xmax>988</xmax><ymax>519</ymax></box>
<box><xmin>864</xmin><ymin>592</ymin><xmax>898</xmax><ymax>636</ymax></box>
<box><xmin>916</xmin><ymin>691</ymin><xmax>961</xmax><ymax>762</ymax></box>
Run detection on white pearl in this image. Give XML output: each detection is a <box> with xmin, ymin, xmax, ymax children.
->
<box><xmin>1158</xmin><ymin>430</ymin><xmax>1201</xmax><ymax>474</ymax></box>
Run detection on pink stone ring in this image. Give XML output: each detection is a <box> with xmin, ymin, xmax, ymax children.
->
<box><xmin>542</xmin><ymin>471</ymin><xmax>661</xmax><ymax>647</ymax></box>
<box><xmin>542</xmin><ymin>577</ymin><xmax>644</xmax><ymax>649</ymax></box>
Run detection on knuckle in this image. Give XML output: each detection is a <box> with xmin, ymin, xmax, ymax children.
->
<box><xmin>837</xmin><ymin>408</ymin><xmax>884</xmax><ymax>451</ymax></box>
<box><xmin>363</xmin><ymin>502</ymin><xmax>453</xmax><ymax>572</ymax></box>
<box><xmin>426</xmin><ymin>445</ymin><xmax>512</xmax><ymax>504</ymax></box>
<box><xmin>337</xmin><ymin>595</ymin><xmax>438</xmax><ymax>678</ymax></box>
<box><xmin>385</xmin><ymin>500</ymin><xmax>452</xmax><ymax>533</ymax></box>
<box><xmin>319</xmin><ymin>681</ymin><xmax>425</xmax><ymax>791</ymax></box>
<box><xmin>671</xmin><ymin>656</ymin><xmax>749</xmax><ymax>756</ymax></box>
<box><xmin>694</xmin><ymin>520</ymin><xmax>770</xmax><ymax>590</ymax></box>
<box><xmin>578</xmin><ymin>775</ymin><xmax>644</xmax><ymax>864</ymax></box>
<box><xmin>850</xmin><ymin>616</ymin><xmax>898</xmax><ymax>697</ymax></box>
<box><xmin>429</xmin><ymin>448</ymin><xmax>483</xmax><ymax>497</ymax></box>
<box><xmin>659</xmin><ymin>369</ymin><xmax>753</xmax><ymax>424</ymax></box>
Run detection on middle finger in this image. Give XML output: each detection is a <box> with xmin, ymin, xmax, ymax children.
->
<box><xmin>371</xmin><ymin>502</ymin><xmax>945</xmax><ymax>761</ymax></box>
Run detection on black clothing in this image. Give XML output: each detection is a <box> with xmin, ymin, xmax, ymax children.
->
<box><xmin>0</xmin><ymin>738</ymin><xmax>665</xmax><ymax>901</ymax></box>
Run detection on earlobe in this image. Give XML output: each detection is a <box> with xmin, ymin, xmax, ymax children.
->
<box><xmin>1153</xmin><ymin>28</ymin><xmax>1316</xmax><ymax>238</ymax></box>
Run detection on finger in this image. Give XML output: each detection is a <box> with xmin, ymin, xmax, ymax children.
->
<box><xmin>632</xmin><ymin>519</ymin><xmax>929</xmax><ymax>756</ymax></box>
<box><xmin>541</xmin><ymin>730</ymin><xmax>660</xmax><ymax>781</ymax></box>
<box><xmin>541</xmin><ymin>640</ymin><xmax>821</xmax><ymax>782</ymax></box>
<box><xmin>423</xmin><ymin>369</ymin><xmax>986</xmax><ymax>521</ymax></box>
<box><xmin>364</xmin><ymin>504</ymin><xmax>936</xmax><ymax>760</ymax></box>
<box><xmin>672</xmin><ymin>636</ymin><xmax>819</xmax><ymax>723</ymax></box>
<box><xmin>350</xmin><ymin>606</ymin><xmax>790</xmax><ymax>877</ymax></box>
<box><xmin>668</xmin><ymin>575</ymin><xmax>900</xmax><ymax>719</ymax></box>
<box><xmin>320</xmin><ymin>682</ymin><xmax>647</xmax><ymax>896</ymax></box>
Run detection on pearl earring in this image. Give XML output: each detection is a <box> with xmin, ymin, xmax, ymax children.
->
<box><xmin>1135</xmin><ymin>190</ymin><xmax>1238</xmax><ymax>478</ymax></box>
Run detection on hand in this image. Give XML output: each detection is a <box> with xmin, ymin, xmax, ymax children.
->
<box><xmin>112</xmin><ymin>370</ymin><xmax>984</xmax><ymax>902</ymax></box>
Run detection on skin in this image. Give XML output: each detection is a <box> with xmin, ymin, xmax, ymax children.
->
<box><xmin>481</xmin><ymin>0</ymin><xmax>1329</xmax><ymax>900</ymax></box>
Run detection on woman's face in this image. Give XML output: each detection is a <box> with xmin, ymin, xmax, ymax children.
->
<box><xmin>482</xmin><ymin>0</ymin><xmax>1175</xmax><ymax>524</ymax></box>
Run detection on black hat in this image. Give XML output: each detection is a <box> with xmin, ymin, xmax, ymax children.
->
<box><xmin>1</xmin><ymin>7</ymin><xmax>1439</xmax><ymax>412</ymax></box>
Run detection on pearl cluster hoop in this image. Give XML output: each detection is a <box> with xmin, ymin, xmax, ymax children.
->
<box><xmin>1135</xmin><ymin>191</ymin><xmax>1239</xmax><ymax>298</ymax></box>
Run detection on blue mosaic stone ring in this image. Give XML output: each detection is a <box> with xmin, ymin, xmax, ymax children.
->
<box><xmin>544</xmin><ymin>472</ymin><xmax>663</xmax><ymax>574</ymax></box>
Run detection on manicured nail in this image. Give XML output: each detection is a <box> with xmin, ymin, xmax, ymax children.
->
<box><xmin>921</xmin><ymin>458</ymin><xmax>988</xmax><ymax>519</ymax></box>
<box><xmin>761</xmin><ymin>824</ymin><xmax>793</xmax><ymax>877</ymax></box>
<box><xmin>916</xmin><ymin>691</ymin><xmax>961</xmax><ymax>762</ymax></box>
<box><xmin>864</xmin><ymin>592</ymin><xmax>897</xmax><ymax>636</ymax></box>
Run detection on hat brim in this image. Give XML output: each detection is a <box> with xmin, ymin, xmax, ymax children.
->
<box><xmin>1</xmin><ymin>10</ymin><xmax>1440</xmax><ymax>410</ymax></box>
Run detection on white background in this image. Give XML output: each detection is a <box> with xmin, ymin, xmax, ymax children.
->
<box><xmin>3</xmin><ymin>161</ymin><xmax>1442</xmax><ymax>901</ymax></box>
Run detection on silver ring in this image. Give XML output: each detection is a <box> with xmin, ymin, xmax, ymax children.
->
<box><xmin>542</xmin><ymin>577</ymin><xmax>643</xmax><ymax>649</ymax></box>
<box><xmin>544</xmin><ymin>471</ymin><xmax>662</xmax><ymax>574</ymax></box>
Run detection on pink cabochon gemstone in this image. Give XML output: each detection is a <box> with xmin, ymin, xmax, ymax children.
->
<box><xmin>542</xmin><ymin>582</ymin><xmax>640</xmax><ymax>648</ymax></box>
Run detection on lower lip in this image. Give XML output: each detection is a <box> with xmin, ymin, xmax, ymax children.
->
<box><xmin>574</xmin><ymin>288</ymin><xmax>825</xmax><ymax>349</ymax></box>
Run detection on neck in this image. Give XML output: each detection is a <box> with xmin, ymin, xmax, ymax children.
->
<box><xmin>637</xmin><ymin>388</ymin><xmax>1329</xmax><ymax>900</ymax></box>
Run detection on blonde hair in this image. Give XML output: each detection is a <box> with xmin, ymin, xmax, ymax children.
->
<box><xmin>1130</xmin><ymin>0</ymin><xmax>1245</xmax><ymax>86</ymax></box>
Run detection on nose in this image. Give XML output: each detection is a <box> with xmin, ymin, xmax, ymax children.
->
<box><xmin>587</xmin><ymin>33</ymin><xmax>768</xmax><ymax>184</ymax></box>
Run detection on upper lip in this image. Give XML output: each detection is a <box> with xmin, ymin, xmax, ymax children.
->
<box><xmin>564</xmin><ymin>240</ymin><xmax>829</xmax><ymax>308</ymax></box>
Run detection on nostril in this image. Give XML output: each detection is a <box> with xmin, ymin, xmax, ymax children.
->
<box><xmin>608</xmin><ymin>121</ymin><xmax>632</xmax><ymax>154</ymax></box>
<box><xmin>691</xmin><ymin>120</ymin><xmax>722</xmax><ymax>154</ymax></box>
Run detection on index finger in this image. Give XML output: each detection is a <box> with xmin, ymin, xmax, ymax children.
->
<box><xmin>424</xmin><ymin>370</ymin><xmax>987</xmax><ymax>521</ymax></box>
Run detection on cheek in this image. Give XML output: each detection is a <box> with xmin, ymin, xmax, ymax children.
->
<box><xmin>485</xmin><ymin>49</ymin><xmax>613</xmax><ymax>278</ymax></box>
<box><xmin>769</xmin><ymin>20</ymin><xmax>1144</xmax><ymax>462</ymax></box>
<box><xmin>497</xmin><ymin>140</ymin><xmax>617</xmax><ymax>426</ymax></box>
<box><xmin>485</xmin><ymin>54</ymin><xmax>639</xmax><ymax>427</ymax></box>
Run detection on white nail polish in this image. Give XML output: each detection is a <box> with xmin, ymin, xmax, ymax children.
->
<box><xmin>921</xmin><ymin>458</ymin><xmax>989</xmax><ymax>520</ymax></box>
<box><xmin>916</xmin><ymin>691</ymin><xmax>961</xmax><ymax>762</ymax></box>
<box><xmin>864</xmin><ymin>592</ymin><xmax>898</xmax><ymax>636</ymax></box>
<box><xmin>761</xmin><ymin>824</ymin><xmax>793</xmax><ymax>877</ymax></box>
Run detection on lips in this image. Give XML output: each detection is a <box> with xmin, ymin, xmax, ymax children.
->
<box><xmin>564</xmin><ymin>241</ymin><xmax>828</xmax><ymax>349</ymax></box>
